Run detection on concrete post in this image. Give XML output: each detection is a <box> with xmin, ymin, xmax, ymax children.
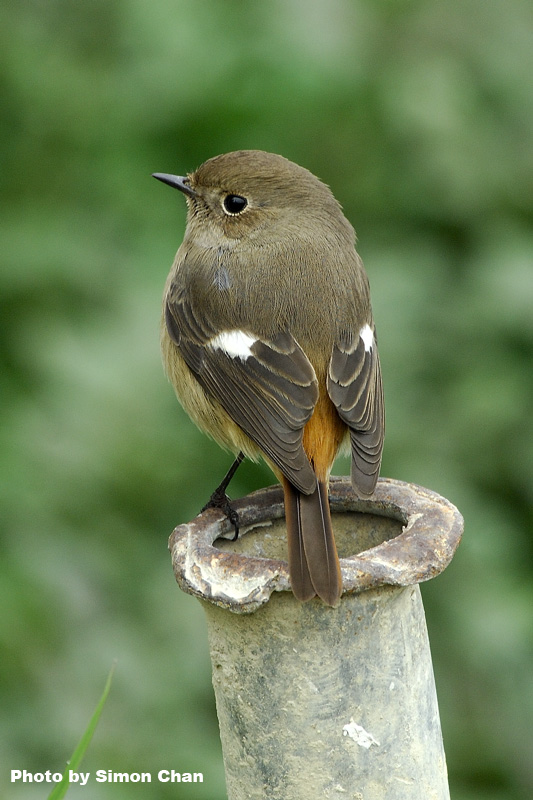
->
<box><xmin>169</xmin><ymin>477</ymin><xmax>463</xmax><ymax>800</ymax></box>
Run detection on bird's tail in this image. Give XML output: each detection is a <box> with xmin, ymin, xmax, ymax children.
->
<box><xmin>282</xmin><ymin>476</ymin><xmax>342</xmax><ymax>607</ymax></box>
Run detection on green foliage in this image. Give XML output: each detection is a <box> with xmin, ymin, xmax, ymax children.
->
<box><xmin>48</xmin><ymin>665</ymin><xmax>115</xmax><ymax>800</ymax></box>
<box><xmin>1</xmin><ymin>2</ymin><xmax>532</xmax><ymax>799</ymax></box>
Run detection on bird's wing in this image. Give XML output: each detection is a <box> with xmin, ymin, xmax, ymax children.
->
<box><xmin>165</xmin><ymin>298</ymin><xmax>319</xmax><ymax>494</ymax></box>
<box><xmin>327</xmin><ymin>324</ymin><xmax>384</xmax><ymax>495</ymax></box>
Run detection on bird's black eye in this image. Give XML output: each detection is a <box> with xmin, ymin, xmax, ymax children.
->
<box><xmin>223</xmin><ymin>194</ymin><xmax>248</xmax><ymax>215</ymax></box>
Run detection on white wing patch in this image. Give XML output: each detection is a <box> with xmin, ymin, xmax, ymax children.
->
<box><xmin>360</xmin><ymin>323</ymin><xmax>374</xmax><ymax>352</ymax></box>
<box><xmin>208</xmin><ymin>330</ymin><xmax>257</xmax><ymax>360</ymax></box>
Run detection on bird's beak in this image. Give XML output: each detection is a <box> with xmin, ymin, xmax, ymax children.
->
<box><xmin>152</xmin><ymin>173</ymin><xmax>197</xmax><ymax>198</ymax></box>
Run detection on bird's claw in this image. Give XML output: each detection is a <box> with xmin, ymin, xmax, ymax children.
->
<box><xmin>201</xmin><ymin>490</ymin><xmax>240</xmax><ymax>540</ymax></box>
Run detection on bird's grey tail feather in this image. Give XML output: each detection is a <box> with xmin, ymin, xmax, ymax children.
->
<box><xmin>283</xmin><ymin>477</ymin><xmax>342</xmax><ymax>606</ymax></box>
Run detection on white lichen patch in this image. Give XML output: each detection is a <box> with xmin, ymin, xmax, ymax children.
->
<box><xmin>342</xmin><ymin>719</ymin><xmax>380</xmax><ymax>749</ymax></box>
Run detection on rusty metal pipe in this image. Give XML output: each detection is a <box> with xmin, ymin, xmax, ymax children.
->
<box><xmin>169</xmin><ymin>477</ymin><xmax>463</xmax><ymax>800</ymax></box>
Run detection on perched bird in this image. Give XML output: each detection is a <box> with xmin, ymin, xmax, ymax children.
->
<box><xmin>154</xmin><ymin>150</ymin><xmax>384</xmax><ymax>606</ymax></box>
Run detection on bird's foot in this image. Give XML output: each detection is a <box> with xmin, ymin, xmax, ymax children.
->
<box><xmin>201</xmin><ymin>489</ymin><xmax>240</xmax><ymax>540</ymax></box>
<box><xmin>200</xmin><ymin>452</ymin><xmax>245</xmax><ymax>540</ymax></box>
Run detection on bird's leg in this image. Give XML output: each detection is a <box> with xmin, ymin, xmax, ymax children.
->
<box><xmin>201</xmin><ymin>452</ymin><xmax>245</xmax><ymax>540</ymax></box>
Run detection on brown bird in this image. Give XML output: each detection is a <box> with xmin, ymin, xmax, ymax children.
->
<box><xmin>154</xmin><ymin>150</ymin><xmax>384</xmax><ymax>606</ymax></box>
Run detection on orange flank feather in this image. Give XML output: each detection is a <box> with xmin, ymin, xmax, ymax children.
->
<box><xmin>302</xmin><ymin>388</ymin><xmax>347</xmax><ymax>480</ymax></box>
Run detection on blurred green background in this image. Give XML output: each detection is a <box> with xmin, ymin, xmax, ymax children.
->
<box><xmin>1</xmin><ymin>1</ymin><xmax>532</xmax><ymax>798</ymax></box>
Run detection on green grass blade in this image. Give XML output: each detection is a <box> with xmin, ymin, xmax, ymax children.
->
<box><xmin>47</xmin><ymin>662</ymin><xmax>116</xmax><ymax>800</ymax></box>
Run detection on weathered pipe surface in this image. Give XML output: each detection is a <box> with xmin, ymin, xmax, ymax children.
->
<box><xmin>169</xmin><ymin>477</ymin><xmax>463</xmax><ymax>800</ymax></box>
